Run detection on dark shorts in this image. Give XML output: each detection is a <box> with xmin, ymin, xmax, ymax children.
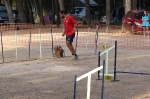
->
<box><xmin>49</xmin><ymin>18</ymin><xmax>53</xmax><ymax>20</ymax></box>
<box><xmin>66</xmin><ymin>35</ymin><xmax>75</xmax><ymax>42</ymax></box>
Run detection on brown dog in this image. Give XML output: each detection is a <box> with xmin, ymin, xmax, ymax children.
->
<box><xmin>54</xmin><ymin>45</ymin><xmax>64</xmax><ymax>58</ymax></box>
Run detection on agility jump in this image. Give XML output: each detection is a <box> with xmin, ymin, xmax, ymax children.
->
<box><xmin>112</xmin><ymin>57</ymin><xmax>150</xmax><ymax>82</ymax></box>
<box><xmin>73</xmin><ymin>60</ymin><xmax>105</xmax><ymax>99</ymax></box>
<box><xmin>97</xmin><ymin>41</ymin><xmax>117</xmax><ymax>80</ymax></box>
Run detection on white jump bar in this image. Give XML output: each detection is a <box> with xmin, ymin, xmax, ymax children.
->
<box><xmin>77</xmin><ymin>65</ymin><xmax>103</xmax><ymax>81</ymax></box>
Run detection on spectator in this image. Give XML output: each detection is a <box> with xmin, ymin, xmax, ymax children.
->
<box><xmin>142</xmin><ymin>10</ymin><xmax>149</xmax><ymax>38</ymax></box>
<box><xmin>49</xmin><ymin>11</ymin><xmax>53</xmax><ymax>24</ymax></box>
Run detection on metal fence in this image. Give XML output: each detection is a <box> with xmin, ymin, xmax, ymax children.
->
<box><xmin>0</xmin><ymin>23</ymin><xmax>149</xmax><ymax>63</ymax></box>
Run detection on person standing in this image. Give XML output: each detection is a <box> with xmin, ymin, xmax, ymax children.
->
<box><xmin>59</xmin><ymin>10</ymin><xmax>78</xmax><ymax>60</ymax></box>
<box><xmin>142</xmin><ymin>10</ymin><xmax>149</xmax><ymax>38</ymax></box>
<box><xmin>49</xmin><ymin>11</ymin><xmax>53</xmax><ymax>24</ymax></box>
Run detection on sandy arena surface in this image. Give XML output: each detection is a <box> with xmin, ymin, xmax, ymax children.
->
<box><xmin>0</xmin><ymin>25</ymin><xmax>150</xmax><ymax>99</ymax></box>
<box><xmin>0</xmin><ymin>49</ymin><xmax>150</xmax><ymax>99</ymax></box>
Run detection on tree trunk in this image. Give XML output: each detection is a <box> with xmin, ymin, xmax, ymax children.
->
<box><xmin>147</xmin><ymin>0</ymin><xmax>150</xmax><ymax>10</ymax></box>
<box><xmin>54</xmin><ymin>0</ymin><xmax>60</xmax><ymax>25</ymax></box>
<box><xmin>33</xmin><ymin>0</ymin><xmax>40</xmax><ymax>23</ymax></box>
<box><xmin>106</xmin><ymin>0</ymin><xmax>110</xmax><ymax>25</ymax></box>
<box><xmin>58</xmin><ymin>0</ymin><xmax>65</xmax><ymax>10</ymax></box>
<box><xmin>131</xmin><ymin>0</ymin><xmax>137</xmax><ymax>10</ymax></box>
<box><xmin>23</xmin><ymin>0</ymin><xmax>29</xmax><ymax>22</ymax></box>
<box><xmin>2</xmin><ymin>0</ymin><xmax>14</xmax><ymax>23</ymax></box>
<box><xmin>34</xmin><ymin>0</ymin><xmax>40</xmax><ymax>16</ymax></box>
<box><xmin>26</xmin><ymin>0</ymin><xmax>34</xmax><ymax>23</ymax></box>
<box><xmin>39</xmin><ymin>0</ymin><xmax>44</xmax><ymax>24</ymax></box>
<box><xmin>145</xmin><ymin>0</ymin><xmax>149</xmax><ymax>10</ymax></box>
<box><xmin>16</xmin><ymin>0</ymin><xmax>28</xmax><ymax>23</ymax></box>
<box><xmin>124</xmin><ymin>0</ymin><xmax>131</xmax><ymax>14</ymax></box>
<box><xmin>85</xmin><ymin>0</ymin><xmax>91</xmax><ymax>25</ymax></box>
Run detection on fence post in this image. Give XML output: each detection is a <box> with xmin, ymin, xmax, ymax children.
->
<box><xmin>85</xmin><ymin>27</ymin><xmax>90</xmax><ymax>56</ymax></box>
<box><xmin>39</xmin><ymin>29</ymin><xmax>42</xmax><ymax>59</ymax></box>
<box><xmin>28</xmin><ymin>29</ymin><xmax>31</xmax><ymax>60</ymax></box>
<box><xmin>0</xmin><ymin>31</ymin><xmax>4</xmax><ymax>63</ymax></box>
<box><xmin>95</xmin><ymin>25</ymin><xmax>99</xmax><ymax>54</ymax></box>
<box><xmin>15</xmin><ymin>30</ymin><xmax>18</xmax><ymax>61</ymax></box>
<box><xmin>75</xmin><ymin>28</ymin><xmax>78</xmax><ymax>53</ymax></box>
<box><xmin>50</xmin><ymin>29</ymin><xmax>54</xmax><ymax>57</ymax></box>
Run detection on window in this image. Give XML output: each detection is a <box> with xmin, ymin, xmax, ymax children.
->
<box><xmin>70</xmin><ymin>8</ymin><xmax>84</xmax><ymax>14</ymax></box>
<box><xmin>126</xmin><ymin>12</ymin><xmax>132</xmax><ymax>18</ymax></box>
<box><xmin>134</xmin><ymin>12</ymin><xmax>143</xmax><ymax>19</ymax></box>
<box><xmin>0</xmin><ymin>4</ymin><xmax>7</xmax><ymax>11</ymax></box>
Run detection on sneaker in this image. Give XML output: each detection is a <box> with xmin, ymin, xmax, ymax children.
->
<box><xmin>71</xmin><ymin>55</ymin><xmax>78</xmax><ymax>60</ymax></box>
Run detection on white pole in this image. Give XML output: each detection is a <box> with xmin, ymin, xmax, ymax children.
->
<box><xmin>63</xmin><ymin>28</ymin><xmax>66</xmax><ymax>56</ymax></box>
<box><xmin>39</xmin><ymin>29</ymin><xmax>42</xmax><ymax>59</ymax></box>
<box><xmin>85</xmin><ymin>27</ymin><xmax>90</xmax><ymax>56</ymax></box>
<box><xmin>105</xmin><ymin>26</ymin><xmax>108</xmax><ymax>50</ymax></box>
<box><xmin>105</xmin><ymin>51</ymin><xmax>109</xmax><ymax>75</ymax></box>
<box><xmin>15</xmin><ymin>30</ymin><xmax>18</xmax><ymax>61</ymax></box>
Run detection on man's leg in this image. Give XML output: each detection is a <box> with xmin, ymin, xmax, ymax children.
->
<box><xmin>66</xmin><ymin>35</ymin><xmax>78</xmax><ymax>60</ymax></box>
<box><xmin>66</xmin><ymin>40</ymin><xmax>78</xmax><ymax>60</ymax></box>
<box><xmin>66</xmin><ymin>41</ymin><xmax>76</xmax><ymax>55</ymax></box>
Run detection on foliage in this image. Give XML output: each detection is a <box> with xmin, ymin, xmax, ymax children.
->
<box><xmin>1</xmin><ymin>0</ymin><xmax>150</xmax><ymax>24</ymax></box>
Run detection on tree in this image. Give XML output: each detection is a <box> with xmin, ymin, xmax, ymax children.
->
<box><xmin>58</xmin><ymin>0</ymin><xmax>65</xmax><ymax>10</ymax></box>
<box><xmin>26</xmin><ymin>0</ymin><xmax>34</xmax><ymax>23</ymax></box>
<box><xmin>2</xmin><ymin>0</ymin><xmax>14</xmax><ymax>23</ymax></box>
<box><xmin>131</xmin><ymin>0</ymin><xmax>137</xmax><ymax>10</ymax></box>
<box><xmin>39</xmin><ymin>0</ymin><xmax>44</xmax><ymax>24</ymax></box>
<box><xmin>16</xmin><ymin>0</ymin><xmax>28</xmax><ymax>23</ymax></box>
<box><xmin>33</xmin><ymin>0</ymin><xmax>40</xmax><ymax>23</ymax></box>
<box><xmin>124</xmin><ymin>0</ymin><xmax>131</xmax><ymax>14</ymax></box>
<box><xmin>54</xmin><ymin>0</ymin><xmax>60</xmax><ymax>25</ymax></box>
<box><xmin>85</xmin><ymin>0</ymin><xmax>91</xmax><ymax>25</ymax></box>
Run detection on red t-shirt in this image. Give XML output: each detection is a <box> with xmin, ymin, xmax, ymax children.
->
<box><xmin>63</xmin><ymin>16</ymin><xmax>76</xmax><ymax>36</ymax></box>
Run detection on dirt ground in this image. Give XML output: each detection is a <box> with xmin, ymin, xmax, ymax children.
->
<box><xmin>0</xmin><ymin>25</ymin><xmax>150</xmax><ymax>99</ymax></box>
<box><xmin>0</xmin><ymin>48</ymin><xmax>150</xmax><ymax>99</ymax></box>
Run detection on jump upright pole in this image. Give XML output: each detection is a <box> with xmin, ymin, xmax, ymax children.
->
<box><xmin>112</xmin><ymin>40</ymin><xmax>150</xmax><ymax>82</ymax></box>
<box><xmin>111</xmin><ymin>40</ymin><xmax>119</xmax><ymax>82</ymax></box>
<box><xmin>73</xmin><ymin>75</ymin><xmax>77</xmax><ymax>99</ymax></box>
<box><xmin>97</xmin><ymin>51</ymin><xmax>101</xmax><ymax>80</ymax></box>
<box><xmin>101</xmin><ymin>60</ymin><xmax>105</xmax><ymax>99</ymax></box>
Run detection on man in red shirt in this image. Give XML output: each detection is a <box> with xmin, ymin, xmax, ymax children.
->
<box><xmin>59</xmin><ymin>10</ymin><xmax>78</xmax><ymax>60</ymax></box>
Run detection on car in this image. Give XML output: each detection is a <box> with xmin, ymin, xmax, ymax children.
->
<box><xmin>69</xmin><ymin>6</ymin><xmax>100</xmax><ymax>24</ymax></box>
<box><xmin>0</xmin><ymin>3</ymin><xmax>17</xmax><ymax>23</ymax></box>
<box><xmin>122</xmin><ymin>10</ymin><xmax>150</xmax><ymax>34</ymax></box>
<box><xmin>110</xmin><ymin>6</ymin><xmax>124</xmax><ymax>24</ymax></box>
<box><xmin>69</xmin><ymin>7</ymin><xmax>86</xmax><ymax>24</ymax></box>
